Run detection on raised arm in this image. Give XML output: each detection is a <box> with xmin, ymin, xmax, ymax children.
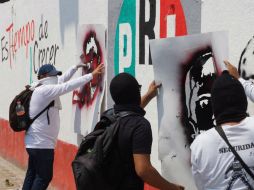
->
<box><xmin>58</xmin><ymin>62</ymin><xmax>92</xmax><ymax>83</ymax></box>
<box><xmin>41</xmin><ymin>64</ymin><xmax>104</xmax><ymax>101</ymax></box>
<box><xmin>225</xmin><ymin>60</ymin><xmax>254</xmax><ymax>102</ymax></box>
<box><xmin>140</xmin><ymin>81</ymin><xmax>161</xmax><ymax>108</ymax></box>
<box><xmin>58</xmin><ymin>65</ymin><xmax>78</xmax><ymax>83</ymax></box>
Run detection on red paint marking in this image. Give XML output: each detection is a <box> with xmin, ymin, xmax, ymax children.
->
<box><xmin>6</xmin><ymin>23</ymin><xmax>13</xmax><ymax>68</ymax></box>
<box><xmin>6</xmin><ymin>23</ymin><xmax>14</xmax><ymax>31</ymax></box>
<box><xmin>5</xmin><ymin>20</ymin><xmax>35</xmax><ymax>68</ymax></box>
<box><xmin>53</xmin><ymin>141</ymin><xmax>77</xmax><ymax>190</ymax></box>
<box><xmin>72</xmin><ymin>30</ymin><xmax>104</xmax><ymax>109</ymax></box>
<box><xmin>0</xmin><ymin>118</ymin><xmax>27</xmax><ymax>167</ymax></box>
<box><xmin>72</xmin><ymin>84</ymin><xmax>101</xmax><ymax>109</ymax></box>
<box><xmin>0</xmin><ymin>118</ymin><xmax>157</xmax><ymax>190</ymax></box>
<box><xmin>0</xmin><ymin>118</ymin><xmax>77</xmax><ymax>190</ymax></box>
<box><xmin>160</xmin><ymin>0</ymin><xmax>187</xmax><ymax>38</ymax></box>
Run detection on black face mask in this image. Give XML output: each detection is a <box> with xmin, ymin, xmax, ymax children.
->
<box><xmin>211</xmin><ymin>71</ymin><xmax>248</xmax><ymax>125</ymax></box>
<box><xmin>110</xmin><ymin>73</ymin><xmax>141</xmax><ymax>105</ymax></box>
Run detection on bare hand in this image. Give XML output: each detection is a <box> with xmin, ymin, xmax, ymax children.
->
<box><xmin>224</xmin><ymin>60</ymin><xmax>240</xmax><ymax>79</ymax></box>
<box><xmin>92</xmin><ymin>64</ymin><xmax>105</xmax><ymax>77</ymax></box>
<box><xmin>146</xmin><ymin>80</ymin><xmax>162</xmax><ymax>99</ymax></box>
<box><xmin>140</xmin><ymin>81</ymin><xmax>162</xmax><ymax>108</ymax></box>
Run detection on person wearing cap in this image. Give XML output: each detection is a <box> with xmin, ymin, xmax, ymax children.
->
<box><xmin>22</xmin><ymin>63</ymin><xmax>104</xmax><ymax>190</ymax></box>
<box><xmin>190</xmin><ymin>69</ymin><xmax>254</xmax><ymax>189</ymax></box>
<box><xmin>109</xmin><ymin>73</ymin><xmax>184</xmax><ymax>190</ymax></box>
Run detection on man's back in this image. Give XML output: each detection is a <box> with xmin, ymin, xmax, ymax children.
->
<box><xmin>115</xmin><ymin>104</ymin><xmax>152</xmax><ymax>190</ymax></box>
<box><xmin>109</xmin><ymin>73</ymin><xmax>184</xmax><ymax>190</ymax></box>
<box><xmin>26</xmin><ymin>84</ymin><xmax>61</xmax><ymax>149</ymax></box>
<box><xmin>191</xmin><ymin>116</ymin><xmax>254</xmax><ymax>189</ymax></box>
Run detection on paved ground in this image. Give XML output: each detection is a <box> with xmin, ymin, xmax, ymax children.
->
<box><xmin>0</xmin><ymin>157</ymin><xmax>24</xmax><ymax>190</ymax></box>
<box><xmin>0</xmin><ymin>157</ymin><xmax>54</xmax><ymax>190</ymax></box>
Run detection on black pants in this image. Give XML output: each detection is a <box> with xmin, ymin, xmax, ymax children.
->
<box><xmin>22</xmin><ymin>148</ymin><xmax>54</xmax><ymax>190</ymax></box>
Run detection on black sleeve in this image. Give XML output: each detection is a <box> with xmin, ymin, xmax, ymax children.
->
<box><xmin>132</xmin><ymin>120</ymin><xmax>153</xmax><ymax>154</ymax></box>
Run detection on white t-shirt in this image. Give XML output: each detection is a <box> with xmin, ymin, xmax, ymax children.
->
<box><xmin>191</xmin><ymin>117</ymin><xmax>254</xmax><ymax>190</ymax></box>
<box><xmin>25</xmin><ymin>65</ymin><xmax>93</xmax><ymax>149</ymax></box>
<box><xmin>239</xmin><ymin>78</ymin><xmax>254</xmax><ymax>102</ymax></box>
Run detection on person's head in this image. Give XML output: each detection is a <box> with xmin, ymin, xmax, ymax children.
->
<box><xmin>211</xmin><ymin>70</ymin><xmax>248</xmax><ymax>125</ymax></box>
<box><xmin>110</xmin><ymin>73</ymin><xmax>141</xmax><ymax>105</ymax></box>
<box><xmin>37</xmin><ymin>64</ymin><xmax>62</xmax><ymax>80</ymax></box>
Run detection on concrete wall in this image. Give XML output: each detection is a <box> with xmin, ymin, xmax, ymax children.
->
<box><xmin>0</xmin><ymin>0</ymin><xmax>107</xmax><ymax>145</ymax></box>
<box><xmin>0</xmin><ymin>0</ymin><xmax>108</xmax><ymax>189</ymax></box>
<box><xmin>108</xmin><ymin>0</ymin><xmax>188</xmax><ymax>172</ymax></box>
<box><xmin>1</xmin><ymin>0</ymin><xmax>254</xmax><ymax>189</ymax></box>
<box><xmin>201</xmin><ymin>0</ymin><xmax>254</xmax><ymax>114</ymax></box>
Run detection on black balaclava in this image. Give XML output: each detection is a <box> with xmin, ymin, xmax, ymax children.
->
<box><xmin>211</xmin><ymin>70</ymin><xmax>248</xmax><ymax>125</ymax></box>
<box><xmin>110</xmin><ymin>73</ymin><xmax>141</xmax><ymax>105</ymax></box>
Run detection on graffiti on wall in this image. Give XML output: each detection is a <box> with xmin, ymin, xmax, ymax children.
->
<box><xmin>32</xmin><ymin>16</ymin><xmax>59</xmax><ymax>74</ymax></box>
<box><xmin>114</xmin><ymin>0</ymin><xmax>187</xmax><ymax>76</ymax></box>
<box><xmin>72</xmin><ymin>30</ymin><xmax>103</xmax><ymax>109</ymax></box>
<box><xmin>238</xmin><ymin>36</ymin><xmax>254</xmax><ymax>80</ymax></box>
<box><xmin>0</xmin><ymin>15</ymin><xmax>60</xmax><ymax>83</ymax></box>
<box><xmin>1</xmin><ymin>20</ymin><xmax>35</xmax><ymax>67</ymax></box>
<box><xmin>181</xmin><ymin>47</ymin><xmax>219</xmax><ymax>143</ymax></box>
<box><xmin>72</xmin><ymin>24</ymin><xmax>105</xmax><ymax>136</ymax></box>
<box><xmin>150</xmin><ymin>32</ymin><xmax>228</xmax><ymax>189</ymax></box>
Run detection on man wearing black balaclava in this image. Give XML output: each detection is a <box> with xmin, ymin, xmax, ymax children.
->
<box><xmin>110</xmin><ymin>73</ymin><xmax>184</xmax><ymax>190</ymax></box>
<box><xmin>190</xmin><ymin>67</ymin><xmax>254</xmax><ymax>189</ymax></box>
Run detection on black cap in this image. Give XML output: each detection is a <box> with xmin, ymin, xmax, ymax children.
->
<box><xmin>211</xmin><ymin>70</ymin><xmax>247</xmax><ymax>125</ymax></box>
<box><xmin>110</xmin><ymin>73</ymin><xmax>141</xmax><ymax>105</ymax></box>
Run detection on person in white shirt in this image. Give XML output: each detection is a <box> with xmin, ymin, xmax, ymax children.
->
<box><xmin>225</xmin><ymin>60</ymin><xmax>254</xmax><ymax>102</ymax></box>
<box><xmin>22</xmin><ymin>63</ymin><xmax>104</xmax><ymax>190</ymax></box>
<box><xmin>190</xmin><ymin>66</ymin><xmax>254</xmax><ymax>190</ymax></box>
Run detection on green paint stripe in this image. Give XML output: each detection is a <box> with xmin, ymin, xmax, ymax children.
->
<box><xmin>114</xmin><ymin>0</ymin><xmax>136</xmax><ymax>76</ymax></box>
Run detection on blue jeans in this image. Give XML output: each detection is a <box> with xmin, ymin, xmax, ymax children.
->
<box><xmin>22</xmin><ymin>148</ymin><xmax>54</xmax><ymax>190</ymax></box>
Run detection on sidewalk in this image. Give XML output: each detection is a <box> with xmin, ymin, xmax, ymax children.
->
<box><xmin>0</xmin><ymin>156</ymin><xmax>24</xmax><ymax>190</ymax></box>
<box><xmin>0</xmin><ymin>156</ymin><xmax>54</xmax><ymax>190</ymax></box>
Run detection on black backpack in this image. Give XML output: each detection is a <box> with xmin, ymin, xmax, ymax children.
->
<box><xmin>9</xmin><ymin>85</ymin><xmax>54</xmax><ymax>132</ymax></box>
<box><xmin>72</xmin><ymin>109</ymin><xmax>139</xmax><ymax>190</ymax></box>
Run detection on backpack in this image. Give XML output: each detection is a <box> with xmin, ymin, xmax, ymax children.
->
<box><xmin>9</xmin><ymin>85</ymin><xmax>54</xmax><ymax>132</ymax></box>
<box><xmin>72</xmin><ymin>109</ymin><xmax>139</xmax><ymax>190</ymax></box>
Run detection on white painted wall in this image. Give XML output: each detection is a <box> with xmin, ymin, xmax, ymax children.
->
<box><xmin>1</xmin><ymin>2</ymin><xmax>254</xmax><ymax>186</ymax></box>
<box><xmin>0</xmin><ymin>0</ymin><xmax>107</xmax><ymax>146</ymax></box>
<box><xmin>201</xmin><ymin>0</ymin><xmax>254</xmax><ymax>114</ymax></box>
